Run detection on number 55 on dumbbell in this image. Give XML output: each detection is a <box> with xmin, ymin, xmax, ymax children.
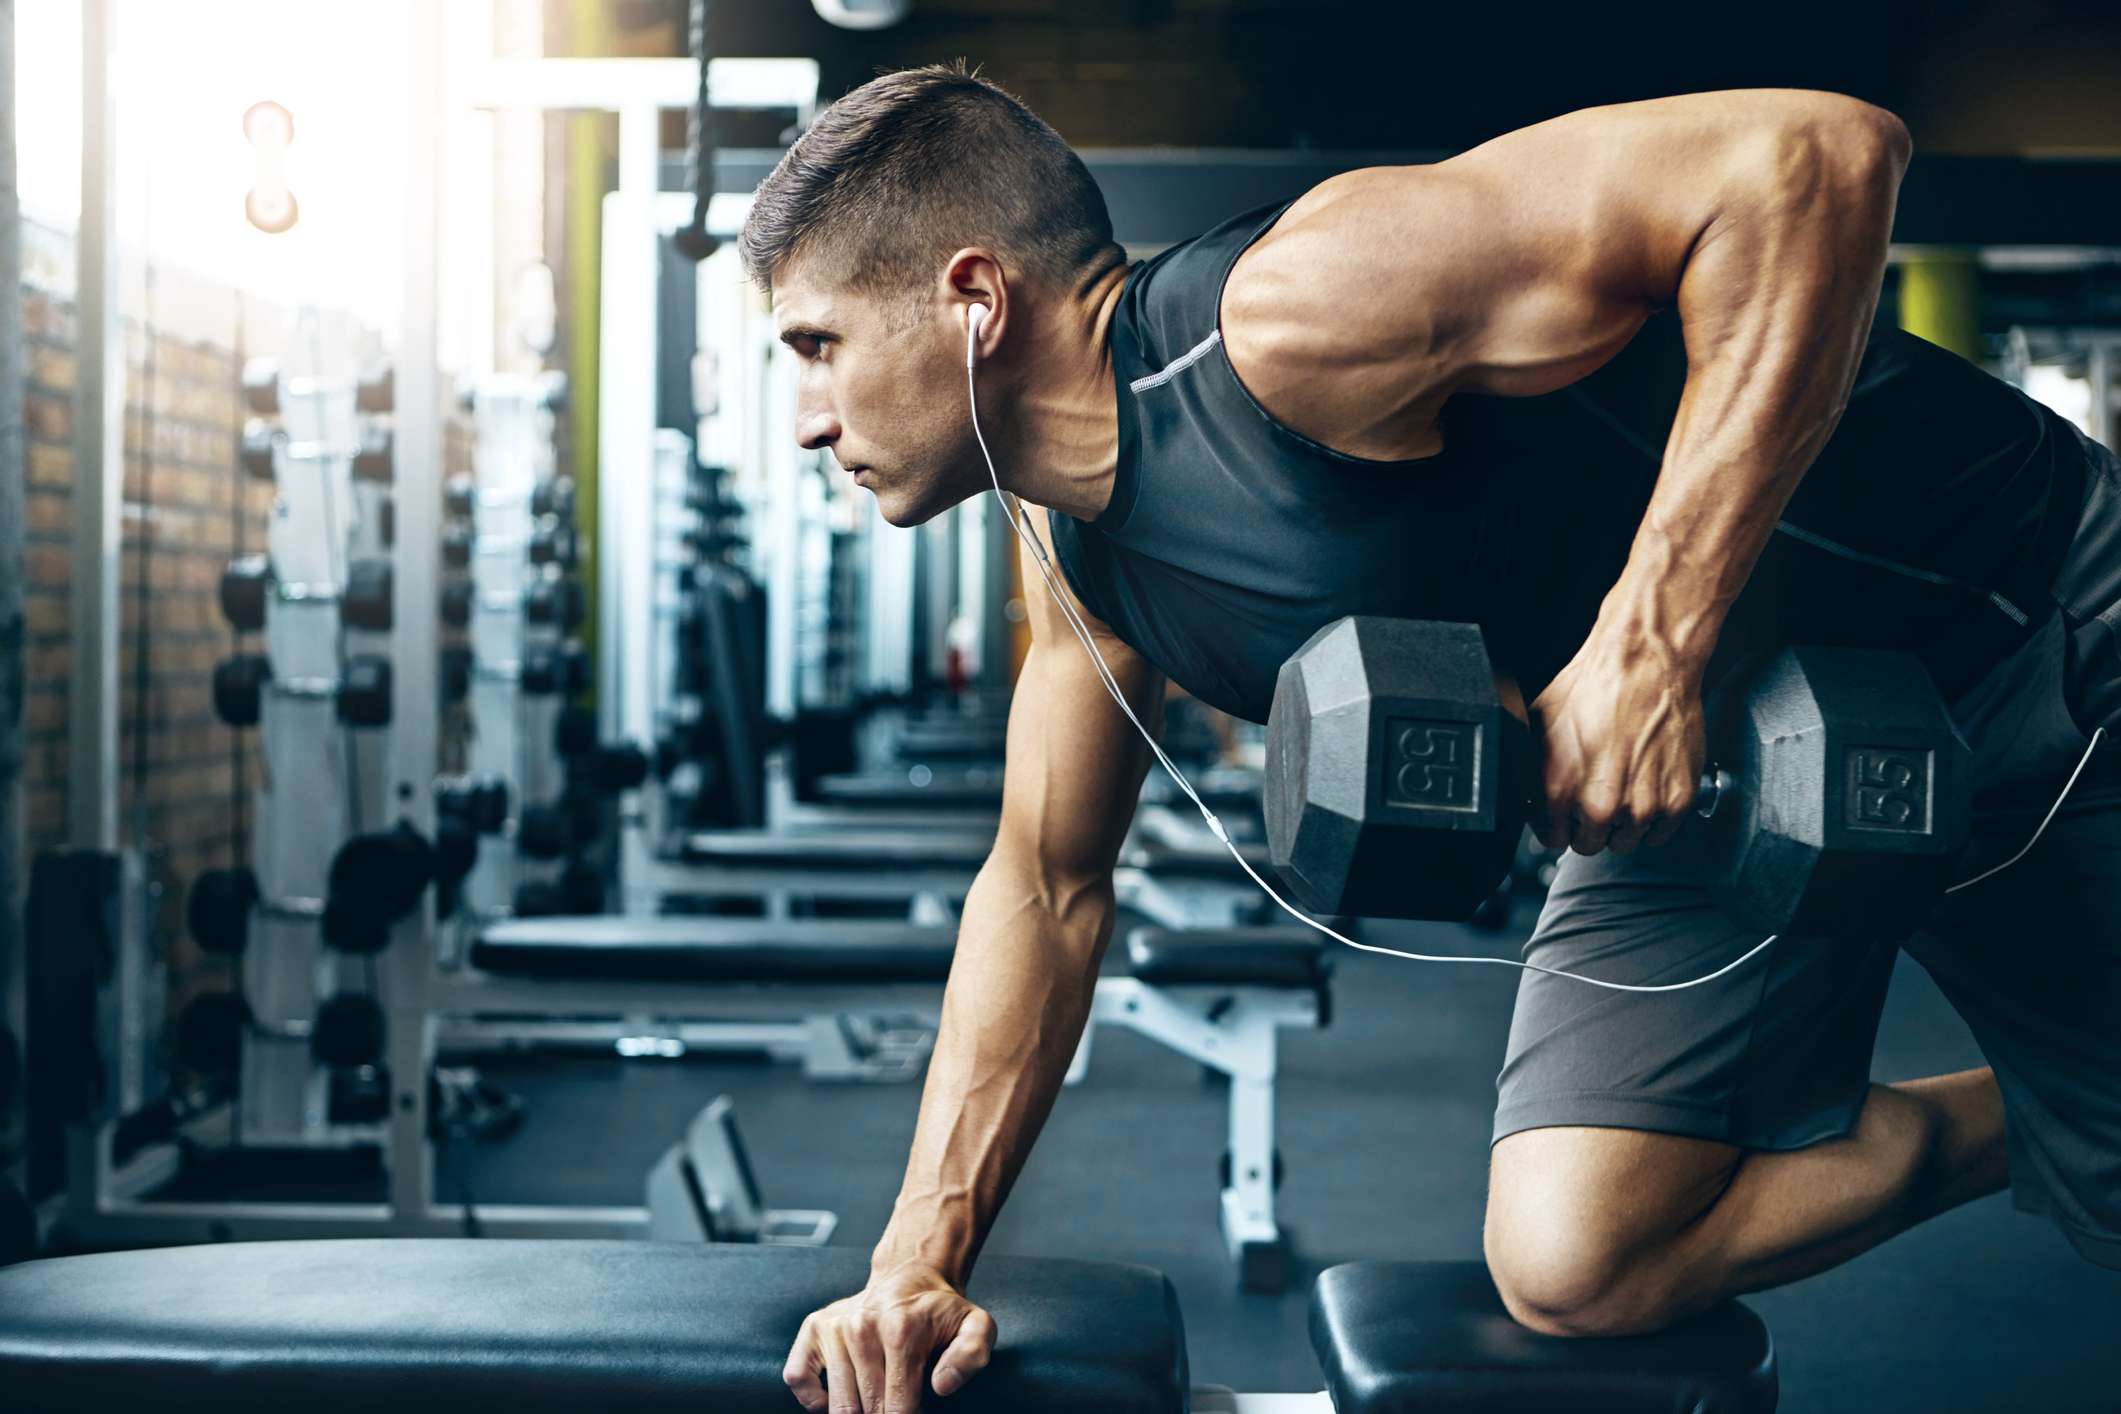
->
<box><xmin>1264</xmin><ymin>618</ymin><xmax>1971</xmax><ymax>942</ymax></box>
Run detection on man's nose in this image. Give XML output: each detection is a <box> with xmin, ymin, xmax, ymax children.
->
<box><xmin>795</xmin><ymin>392</ymin><xmax>839</xmax><ymax>452</ymax></box>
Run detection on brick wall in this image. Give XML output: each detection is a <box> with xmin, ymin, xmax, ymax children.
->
<box><xmin>21</xmin><ymin>268</ymin><xmax>288</xmax><ymax>1000</ymax></box>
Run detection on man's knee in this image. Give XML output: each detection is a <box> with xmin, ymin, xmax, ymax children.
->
<box><xmin>1484</xmin><ymin>1126</ymin><xmax>1740</xmax><ymax>1338</ymax></box>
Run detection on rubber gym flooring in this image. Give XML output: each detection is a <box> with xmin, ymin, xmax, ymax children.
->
<box><xmin>454</xmin><ymin>902</ymin><xmax>2121</xmax><ymax>1408</ymax></box>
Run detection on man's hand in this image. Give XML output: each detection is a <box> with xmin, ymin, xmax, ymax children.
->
<box><xmin>1531</xmin><ymin>623</ymin><xmax>1706</xmax><ymax>855</ymax></box>
<box><xmin>783</xmin><ymin>1264</ymin><xmax>997</xmax><ymax>1414</ymax></box>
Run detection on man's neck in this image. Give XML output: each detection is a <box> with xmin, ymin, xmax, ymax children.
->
<box><xmin>980</xmin><ymin>262</ymin><xmax>1130</xmax><ymax>522</ymax></box>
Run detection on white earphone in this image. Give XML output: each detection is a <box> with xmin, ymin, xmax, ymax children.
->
<box><xmin>957</xmin><ymin>293</ymin><xmax>2100</xmax><ymax>991</ymax></box>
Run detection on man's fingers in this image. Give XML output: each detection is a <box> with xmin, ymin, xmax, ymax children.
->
<box><xmin>844</xmin><ymin>1316</ymin><xmax>891</xmax><ymax>1414</ymax></box>
<box><xmin>820</xmin><ymin>1325</ymin><xmax>865</xmax><ymax>1414</ymax></box>
<box><xmin>931</xmin><ymin>1306</ymin><xmax>997</xmax><ymax>1398</ymax></box>
<box><xmin>785</xmin><ymin>1316</ymin><xmax>829</xmax><ymax>1411</ymax></box>
<box><xmin>877</xmin><ymin>1311</ymin><xmax>928</xmax><ymax>1414</ymax></box>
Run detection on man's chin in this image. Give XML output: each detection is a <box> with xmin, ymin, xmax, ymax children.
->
<box><xmin>868</xmin><ymin>479</ymin><xmax>975</xmax><ymax>529</ymax></box>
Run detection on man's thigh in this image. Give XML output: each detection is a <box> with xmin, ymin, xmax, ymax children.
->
<box><xmin>1494</xmin><ymin>835</ymin><xmax>1900</xmax><ymax>1153</ymax></box>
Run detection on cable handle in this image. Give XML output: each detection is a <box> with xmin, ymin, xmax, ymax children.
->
<box><xmin>1695</xmin><ymin>767</ymin><xmax>1736</xmax><ymax>820</ymax></box>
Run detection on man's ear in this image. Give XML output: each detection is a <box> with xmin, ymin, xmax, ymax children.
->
<box><xmin>942</xmin><ymin>248</ymin><xmax>1009</xmax><ymax>360</ymax></box>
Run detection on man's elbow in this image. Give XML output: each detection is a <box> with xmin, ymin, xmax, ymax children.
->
<box><xmin>1798</xmin><ymin>94</ymin><xmax>1911</xmax><ymax>187</ymax></box>
<box><xmin>1744</xmin><ymin>94</ymin><xmax>1908</xmax><ymax>219</ymax></box>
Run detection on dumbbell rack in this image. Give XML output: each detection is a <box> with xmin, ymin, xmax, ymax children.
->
<box><xmin>234</xmin><ymin>361</ymin><xmax>398</xmax><ymax>1145</ymax></box>
<box><xmin>446</xmin><ymin>375</ymin><xmax>575</xmax><ymax>939</ymax></box>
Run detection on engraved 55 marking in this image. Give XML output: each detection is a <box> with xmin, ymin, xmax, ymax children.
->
<box><xmin>1384</xmin><ymin>718</ymin><xmax>1481</xmax><ymax>812</ymax></box>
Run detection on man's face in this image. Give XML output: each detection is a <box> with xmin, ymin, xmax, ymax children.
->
<box><xmin>774</xmin><ymin>260</ymin><xmax>986</xmax><ymax>527</ymax></box>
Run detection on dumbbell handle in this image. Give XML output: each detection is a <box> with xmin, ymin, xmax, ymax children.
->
<box><xmin>1695</xmin><ymin>767</ymin><xmax>1736</xmax><ymax>820</ymax></box>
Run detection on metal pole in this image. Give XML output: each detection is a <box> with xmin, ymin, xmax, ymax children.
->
<box><xmin>2086</xmin><ymin>339</ymin><xmax>2114</xmax><ymax>454</ymax></box>
<box><xmin>0</xmin><ymin>0</ymin><xmax>28</xmax><ymax>1071</ymax></box>
<box><xmin>69</xmin><ymin>0</ymin><xmax>121</xmax><ymax>850</ymax></box>
<box><xmin>386</xmin><ymin>0</ymin><xmax>444</xmax><ymax>1226</ymax></box>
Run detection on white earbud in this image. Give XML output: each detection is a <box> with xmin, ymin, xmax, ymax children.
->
<box><xmin>965</xmin><ymin>304</ymin><xmax>986</xmax><ymax>370</ymax></box>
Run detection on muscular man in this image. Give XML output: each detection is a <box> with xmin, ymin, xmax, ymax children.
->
<box><xmin>745</xmin><ymin>63</ymin><xmax>2121</xmax><ymax>1414</ymax></box>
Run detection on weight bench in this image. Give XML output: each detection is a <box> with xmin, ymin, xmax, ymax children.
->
<box><xmin>0</xmin><ymin>1240</ymin><xmax>1188</xmax><ymax>1414</ymax></box>
<box><xmin>1310</xmin><ymin>1260</ymin><xmax>1778</xmax><ymax>1413</ymax></box>
<box><xmin>1068</xmin><ymin>926</ymin><xmax>1331</xmax><ymax>1293</ymax></box>
<box><xmin>471</xmin><ymin>914</ymin><xmax>958</xmax><ymax>981</ymax></box>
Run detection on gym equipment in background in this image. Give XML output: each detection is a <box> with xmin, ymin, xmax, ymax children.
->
<box><xmin>643</xmin><ymin>1095</ymin><xmax>835</xmax><ymax>1245</ymax></box>
<box><xmin>224</xmin><ymin>354</ymin><xmax>430</xmax><ymax>1147</ymax></box>
<box><xmin>1065</xmin><ymin>927</ymin><xmax>1330</xmax><ymax>1293</ymax></box>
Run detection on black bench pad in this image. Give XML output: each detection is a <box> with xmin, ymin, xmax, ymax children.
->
<box><xmin>1311</xmin><ymin>1260</ymin><xmax>1776</xmax><ymax>1414</ymax></box>
<box><xmin>682</xmin><ymin>828</ymin><xmax>995</xmax><ymax>870</ymax></box>
<box><xmin>471</xmin><ymin>916</ymin><xmax>958</xmax><ymax>980</ymax></box>
<box><xmin>0</xmin><ymin>1240</ymin><xmax>1187</xmax><ymax>1414</ymax></box>
<box><xmin>1126</xmin><ymin>927</ymin><xmax>1329</xmax><ymax>989</ymax></box>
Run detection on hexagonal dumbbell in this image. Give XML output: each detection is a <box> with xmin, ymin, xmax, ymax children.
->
<box><xmin>1264</xmin><ymin>618</ymin><xmax>1531</xmax><ymax>921</ymax></box>
<box><xmin>1692</xmin><ymin>646</ymin><xmax>1972</xmax><ymax>941</ymax></box>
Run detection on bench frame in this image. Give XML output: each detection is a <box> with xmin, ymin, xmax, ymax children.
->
<box><xmin>1067</xmin><ymin>977</ymin><xmax>1321</xmax><ymax>1292</ymax></box>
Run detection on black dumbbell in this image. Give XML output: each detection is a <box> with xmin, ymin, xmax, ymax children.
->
<box><xmin>313</xmin><ymin>992</ymin><xmax>386</xmax><ymax>1069</ymax></box>
<box><xmin>434</xmin><ymin>815</ymin><xmax>478</xmax><ymax>897</ymax></box>
<box><xmin>1691</xmin><ymin>646</ymin><xmax>1971</xmax><ymax>940</ymax></box>
<box><xmin>555</xmin><ymin>706</ymin><xmax>598</xmax><ymax>760</ymax></box>
<box><xmin>531</xmin><ymin>475</ymin><xmax>575</xmax><ymax>521</ymax></box>
<box><xmin>524</xmin><ymin>575</ymin><xmax>586</xmax><ymax>631</ymax></box>
<box><xmin>520</xmin><ymin>646</ymin><xmax>562</xmax><ymax>696</ymax></box>
<box><xmin>529</xmin><ymin>519</ymin><xmax>575</xmax><ymax>567</ymax></box>
<box><xmin>353</xmin><ymin>424</ymin><xmax>393</xmax><ymax>483</ymax></box>
<box><xmin>444</xmin><ymin>473</ymin><xmax>477</xmax><ymax>519</ymax></box>
<box><xmin>328</xmin><ymin>1064</ymin><xmax>392</xmax><ymax>1125</ymax></box>
<box><xmin>379</xmin><ymin>494</ymin><xmax>396</xmax><ymax>549</ymax></box>
<box><xmin>213</xmin><ymin>654</ymin><xmax>273</xmax><ymax>728</ymax></box>
<box><xmin>560</xmin><ymin>641</ymin><xmax>590</xmax><ymax>695</ymax></box>
<box><xmin>186</xmin><ymin>866</ymin><xmax>260</xmax><ymax>956</ymax></box>
<box><xmin>175</xmin><ymin>991</ymin><xmax>251</xmax><ymax>1075</ymax></box>
<box><xmin>241</xmin><ymin>357</ymin><xmax>279</xmax><ymax>414</ymax></box>
<box><xmin>338</xmin><ymin>655</ymin><xmax>392</xmax><ymax>726</ymax></box>
<box><xmin>323</xmin><ymin>822</ymin><xmax>436</xmax><ymax>952</ymax></box>
<box><xmin>219</xmin><ymin>554</ymin><xmax>273</xmax><ymax>631</ymax></box>
<box><xmin>240</xmin><ymin>418</ymin><xmax>279</xmax><ymax>480</ymax></box>
<box><xmin>342</xmin><ymin>558</ymin><xmax>393</xmax><ymax>631</ymax></box>
<box><xmin>582</xmin><ymin>744</ymin><xmax>650</xmax><ymax>794</ymax></box>
<box><xmin>440</xmin><ymin>646</ymin><xmax>473</xmax><ymax>704</ymax></box>
<box><xmin>442</xmin><ymin>521</ymin><xmax>474</xmax><ymax>569</ymax></box>
<box><xmin>517</xmin><ymin>804</ymin><xmax>571</xmax><ymax>859</ymax></box>
<box><xmin>439</xmin><ymin>580</ymin><xmax>474</xmax><ymax>628</ymax></box>
<box><xmin>1265</xmin><ymin>618</ymin><xmax>1530</xmax><ymax>921</ymax></box>
<box><xmin>1265</xmin><ymin>618</ymin><xmax>1973</xmax><ymax>940</ymax></box>
<box><xmin>436</xmin><ymin>774</ymin><xmax>510</xmax><ymax>834</ymax></box>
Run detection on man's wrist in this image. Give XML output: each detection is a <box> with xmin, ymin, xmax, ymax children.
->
<box><xmin>1594</xmin><ymin>570</ymin><xmax>1725</xmax><ymax>678</ymax></box>
<box><xmin>870</xmin><ymin>1218</ymin><xmax>977</xmax><ymax>1289</ymax></box>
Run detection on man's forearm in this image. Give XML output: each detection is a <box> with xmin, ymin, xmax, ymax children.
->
<box><xmin>870</xmin><ymin>852</ymin><xmax>1115</xmax><ymax>1285</ymax></box>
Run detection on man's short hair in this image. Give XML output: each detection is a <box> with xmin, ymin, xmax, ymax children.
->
<box><xmin>739</xmin><ymin>61</ymin><xmax>1120</xmax><ymax>302</ymax></box>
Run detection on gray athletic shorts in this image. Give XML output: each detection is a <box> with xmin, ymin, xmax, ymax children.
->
<box><xmin>1495</xmin><ymin>439</ymin><xmax>2121</xmax><ymax>1272</ymax></box>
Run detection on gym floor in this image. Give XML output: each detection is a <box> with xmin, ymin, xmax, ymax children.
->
<box><xmin>454</xmin><ymin>903</ymin><xmax>2121</xmax><ymax>1409</ymax></box>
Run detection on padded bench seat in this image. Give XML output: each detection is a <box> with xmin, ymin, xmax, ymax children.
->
<box><xmin>1311</xmin><ymin>1260</ymin><xmax>1776</xmax><ymax>1413</ymax></box>
<box><xmin>0</xmin><ymin>1240</ymin><xmax>1187</xmax><ymax>1414</ymax></box>
<box><xmin>1126</xmin><ymin>926</ymin><xmax>1329</xmax><ymax>990</ymax></box>
<box><xmin>682</xmin><ymin>828</ymin><xmax>996</xmax><ymax>870</ymax></box>
<box><xmin>471</xmin><ymin>916</ymin><xmax>958</xmax><ymax>980</ymax></box>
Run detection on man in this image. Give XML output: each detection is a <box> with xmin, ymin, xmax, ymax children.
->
<box><xmin>745</xmin><ymin>63</ymin><xmax>2121</xmax><ymax>1414</ymax></box>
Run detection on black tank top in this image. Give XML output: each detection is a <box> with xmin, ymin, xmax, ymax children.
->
<box><xmin>1051</xmin><ymin>202</ymin><xmax>2089</xmax><ymax>723</ymax></box>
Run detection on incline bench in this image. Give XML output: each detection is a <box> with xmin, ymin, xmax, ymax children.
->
<box><xmin>0</xmin><ymin>1243</ymin><xmax>1777</xmax><ymax>1412</ymax></box>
